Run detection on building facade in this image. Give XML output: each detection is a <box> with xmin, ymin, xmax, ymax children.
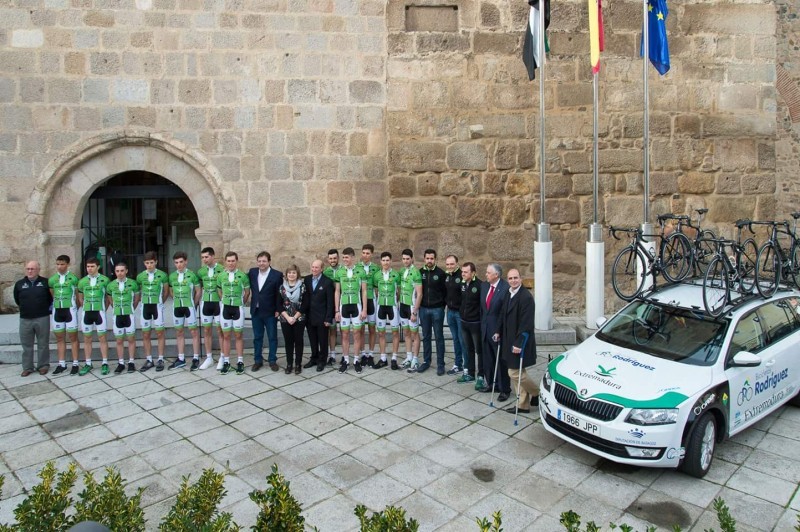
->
<box><xmin>0</xmin><ymin>0</ymin><xmax>795</xmax><ymax>313</ymax></box>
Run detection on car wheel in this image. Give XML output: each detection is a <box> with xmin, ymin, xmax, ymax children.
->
<box><xmin>680</xmin><ymin>412</ymin><xmax>716</xmax><ymax>478</ymax></box>
<box><xmin>790</xmin><ymin>390</ymin><xmax>800</xmax><ymax>407</ymax></box>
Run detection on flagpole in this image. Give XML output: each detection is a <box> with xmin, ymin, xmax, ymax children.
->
<box><xmin>586</xmin><ymin>68</ymin><xmax>604</xmax><ymax>328</ymax></box>
<box><xmin>535</xmin><ymin>0</ymin><xmax>553</xmax><ymax>331</ymax></box>
<box><xmin>639</xmin><ymin>0</ymin><xmax>654</xmax><ymax>293</ymax></box>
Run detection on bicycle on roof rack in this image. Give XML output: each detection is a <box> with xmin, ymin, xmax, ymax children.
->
<box><xmin>753</xmin><ymin>212</ymin><xmax>800</xmax><ymax>297</ymax></box>
<box><xmin>701</xmin><ymin>232</ymin><xmax>759</xmax><ymax>317</ymax></box>
<box><xmin>659</xmin><ymin>208</ymin><xmax>717</xmax><ymax>276</ymax></box>
<box><xmin>609</xmin><ymin>223</ymin><xmax>692</xmax><ymax>301</ymax></box>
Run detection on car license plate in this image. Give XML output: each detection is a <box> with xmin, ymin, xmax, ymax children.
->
<box><xmin>557</xmin><ymin>409</ymin><xmax>600</xmax><ymax>435</ymax></box>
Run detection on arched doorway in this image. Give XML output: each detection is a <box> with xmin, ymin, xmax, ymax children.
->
<box><xmin>81</xmin><ymin>171</ymin><xmax>200</xmax><ymax>277</ymax></box>
<box><xmin>27</xmin><ymin>132</ymin><xmax>241</xmax><ymax>269</ymax></box>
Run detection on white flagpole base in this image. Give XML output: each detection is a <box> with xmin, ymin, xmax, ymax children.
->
<box><xmin>534</xmin><ymin>239</ymin><xmax>553</xmax><ymax>331</ymax></box>
<box><xmin>640</xmin><ymin>222</ymin><xmax>655</xmax><ymax>294</ymax></box>
<box><xmin>586</xmin><ymin>239</ymin><xmax>605</xmax><ymax>329</ymax></box>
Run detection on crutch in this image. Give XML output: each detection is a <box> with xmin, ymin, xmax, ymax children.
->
<box><xmin>513</xmin><ymin>333</ymin><xmax>530</xmax><ymax>426</ymax></box>
<box><xmin>488</xmin><ymin>340</ymin><xmax>501</xmax><ymax>407</ymax></box>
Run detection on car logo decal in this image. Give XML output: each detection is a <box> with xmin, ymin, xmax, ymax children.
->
<box><xmin>595</xmin><ymin>365</ymin><xmax>616</xmax><ymax>377</ymax></box>
<box><xmin>579</xmin><ymin>388</ymin><xmax>588</xmax><ymax>397</ymax></box>
<box><xmin>628</xmin><ymin>429</ymin><xmax>645</xmax><ymax>439</ymax></box>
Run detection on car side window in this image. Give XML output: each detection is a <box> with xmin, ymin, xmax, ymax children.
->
<box><xmin>727</xmin><ymin>311</ymin><xmax>765</xmax><ymax>359</ymax></box>
<box><xmin>757</xmin><ymin>297</ymin><xmax>800</xmax><ymax>346</ymax></box>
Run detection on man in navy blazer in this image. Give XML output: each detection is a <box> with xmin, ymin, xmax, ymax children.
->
<box><xmin>248</xmin><ymin>251</ymin><xmax>283</xmax><ymax>371</ymax></box>
<box><xmin>479</xmin><ymin>263</ymin><xmax>511</xmax><ymax>401</ymax></box>
<box><xmin>301</xmin><ymin>259</ymin><xmax>335</xmax><ymax>371</ymax></box>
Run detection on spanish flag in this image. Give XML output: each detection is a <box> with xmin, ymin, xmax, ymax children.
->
<box><xmin>522</xmin><ymin>0</ymin><xmax>550</xmax><ymax>81</ymax></box>
<box><xmin>588</xmin><ymin>0</ymin><xmax>604</xmax><ymax>74</ymax></box>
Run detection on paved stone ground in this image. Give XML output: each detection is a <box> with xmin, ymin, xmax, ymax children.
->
<box><xmin>0</xmin><ymin>342</ymin><xmax>798</xmax><ymax>531</ymax></box>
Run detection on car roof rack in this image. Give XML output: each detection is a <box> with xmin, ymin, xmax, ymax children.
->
<box><xmin>629</xmin><ymin>276</ymin><xmax>796</xmax><ymax>318</ymax></box>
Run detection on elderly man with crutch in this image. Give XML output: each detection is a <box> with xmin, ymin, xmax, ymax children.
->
<box><xmin>494</xmin><ymin>268</ymin><xmax>539</xmax><ymax>421</ymax></box>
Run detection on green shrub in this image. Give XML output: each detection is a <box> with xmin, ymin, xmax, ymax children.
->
<box><xmin>12</xmin><ymin>461</ymin><xmax>77</xmax><ymax>531</ymax></box>
<box><xmin>159</xmin><ymin>468</ymin><xmax>239</xmax><ymax>532</ymax></box>
<box><xmin>709</xmin><ymin>497</ymin><xmax>736</xmax><ymax>532</ymax></box>
<box><xmin>476</xmin><ymin>510</ymin><xmax>503</xmax><ymax>532</ymax></box>
<box><xmin>73</xmin><ymin>467</ymin><xmax>146</xmax><ymax>531</ymax></box>
<box><xmin>249</xmin><ymin>464</ymin><xmax>307</xmax><ymax>532</ymax></box>
<box><xmin>354</xmin><ymin>504</ymin><xmax>419</xmax><ymax>532</ymax></box>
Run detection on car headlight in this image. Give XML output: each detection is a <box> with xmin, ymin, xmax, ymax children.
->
<box><xmin>626</xmin><ymin>408</ymin><xmax>678</xmax><ymax>425</ymax></box>
<box><xmin>542</xmin><ymin>369</ymin><xmax>552</xmax><ymax>391</ymax></box>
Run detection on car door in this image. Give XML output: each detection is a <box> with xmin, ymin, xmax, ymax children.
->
<box><xmin>724</xmin><ymin>309</ymin><xmax>766</xmax><ymax>433</ymax></box>
<box><xmin>753</xmin><ymin>297</ymin><xmax>800</xmax><ymax>409</ymax></box>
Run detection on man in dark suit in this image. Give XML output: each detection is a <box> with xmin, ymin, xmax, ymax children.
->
<box><xmin>496</xmin><ymin>268</ymin><xmax>538</xmax><ymax>414</ymax></box>
<box><xmin>248</xmin><ymin>251</ymin><xmax>283</xmax><ymax>371</ymax></box>
<box><xmin>302</xmin><ymin>259</ymin><xmax>335</xmax><ymax>371</ymax></box>
<box><xmin>479</xmin><ymin>263</ymin><xmax>510</xmax><ymax>401</ymax></box>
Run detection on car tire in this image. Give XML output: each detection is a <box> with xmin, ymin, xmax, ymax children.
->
<box><xmin>680</xmin><ymin>412</ymin><xmax>716</xmax><ymax>478</ymax></box>
<box><xmin>790</xmin><ymin>390</ymin><xmax>800</xmax><ymax>407</ymax></box>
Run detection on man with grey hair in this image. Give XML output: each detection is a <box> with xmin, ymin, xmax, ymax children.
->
<box><xmin>14</xmin><ymin>261</ymin><xmax>52</xmax><ymax>376</ymax></box>
<box><xmin>479</xmin><ymin>263</ymin><xmax>510</xmax><ymax>401</ymax></box>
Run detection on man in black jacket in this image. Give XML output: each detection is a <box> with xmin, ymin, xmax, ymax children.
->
<box><xmin>418</xmin><ymin>249</ymin><xmax>447</xmax><ymax>375</ymax></box>
<box><xmin>302</xmin><ymin>259</ymin><xmax>335</xmax><ymax>371</ymax></box>
<box><xmin>248</xmin><ymin>251</ymin><xmax>283</xmax><ymax>371</ymax></box>
<box><xmin>14</xmin><ymin>261</ymin><xmax>52</xmax><ymax>376</ymax></box>
<box><xmin>458</xmin><ymin>262</ymin><xmax>484</xmax><ymax>387</ymax></box>
<box><xmin>480</xmin><ymin>263</ymin><xmax>510</xmax><ymax>401</ymax></box>
<box><xmin>496</xmin><ymin>268</ymin><xmax>539</xmax><ymax>413</ymax></box>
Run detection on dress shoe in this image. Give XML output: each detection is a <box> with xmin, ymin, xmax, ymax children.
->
<box><xmin>269</xmin><ymin>362</ymin><xmax>279</xmax><ymax>371</ymax></box>
<box><xmin>20</xmin><ymin>369</ymin><xmax>33</xmax><ymax>377</ymax></box>
<box><xmin>416</xmin><ymin>363</ymin><xmax>430</xmax><ymax>373</ymax></box>
<box><xmin>497</xmin><ymin>392</ymin><xmax>510</xmax><ymax>402</ymax></box>
<box><xmin>37</xmin><ymin>365</ymin><xmax>50</xmax><ymax>375</ymax></box>
<box><xmin>251</xmin><ymin>362</ymin><xmax>263</xmax><ymax>372</ymax></box>
<box><xmin>295</xmin><ymin>366</ymin><xmax>302</xmax><ymax>375</ymax></box>
<box><xmin>530</xmin><ymin>395</ymin><xmax>539</xmax><ymax>407</ymax></box>
<box><xmin>477</xmin><ymin>386</ymin><xmax>493</xmax><ymax>393</ymax></box>
<box><xmin>284</xmin><ymin>367</ymin><xmax>292</xmax><ymax>374</ymax></box>
<box><xmin>303</xmin><ymin>360</ymin><xmax>317</xmax><ymax>369</ymax></box>
<box><xmin>505</xmin><ymin>406</ymin><xmax>530</xmax><ymax>414</ymax></box>
<box><xmin>316</xmin><ymin>363</ymin><xmax>325</xmax><ymax>372</ymax></box>
<box><xmin>436</xmin><ymin>367</ymin><xmax>445</xmax><ymax>376</ymax></box>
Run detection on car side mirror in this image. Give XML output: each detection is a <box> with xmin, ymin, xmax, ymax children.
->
<box><xmin>730</xmin><ymin>351</ymin><xmax>761</xmax><ymax>367</ymax></box>
<box><xmin>595</xmin><ymin>316</ymin><xmax>607</xmax><ymax>328</ymax></box>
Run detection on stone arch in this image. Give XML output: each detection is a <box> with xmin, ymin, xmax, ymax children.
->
<box><xmin>27</xmin><ymin>130</ymin><xmax>240</xmax><ymax>264</ymax></box>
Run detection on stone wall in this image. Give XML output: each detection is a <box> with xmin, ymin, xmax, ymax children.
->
<box><xmin>0</xmin><ymin>0</ymin><xmax>788</xmax><ymax>314</ymax></box>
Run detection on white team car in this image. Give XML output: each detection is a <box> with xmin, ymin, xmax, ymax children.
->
<box><xmin>539</xmin><ymin>283</ymin><xmax>800</xmax><ymax>477</ymax></box>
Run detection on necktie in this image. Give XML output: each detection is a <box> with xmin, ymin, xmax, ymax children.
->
<box><xmin>313</xmin><ymin>277</ymin><xmax>318</xmax><ymax>291</ymax></box>
<box><xmin>486</xmin><ymin>285</ymin><xmax>494</xmax><ymax>309</ymax></box>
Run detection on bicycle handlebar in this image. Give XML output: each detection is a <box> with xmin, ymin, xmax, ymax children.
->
<box><xmin>609</xmin><ymin>226</ymin><xmax>641</xmax><ymax>241</ymax></box>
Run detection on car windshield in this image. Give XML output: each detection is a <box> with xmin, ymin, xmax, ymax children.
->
<box><xmin>596</xmin><ymin>301</ymin><xmax>729</xmax><ymax>366</ymax></box>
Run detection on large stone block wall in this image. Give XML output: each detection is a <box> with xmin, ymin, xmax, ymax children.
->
<box><xmin>0</xmin><ymin>0</ymin><xmax>789</xmax><ymax>313</ymax></box>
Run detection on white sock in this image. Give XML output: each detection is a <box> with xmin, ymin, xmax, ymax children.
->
<box><xmin>72</xmin><ymin>361</ymin><xmax>79</xmax><ymax>366</ymax></box>
<box><xmin>178</xmin><ymin>354</ymin><xmax>185</xmax><ymax>361</ymax></box>
<box><xmin>59</xmin><ymin>361</ymin><xmax>66</xmax><ymax>367</ymax></box>
<box><xmin>391</xmin><ymin>353</ymin><xmax>398</xmax><ymax>360</ymax></box>
<box><xmin>193</xmin><ymin>354</ymin><xmax>199</xmax><ymax>360</ymax></box>
<box><xmin>237</xmin><ymin>357</ymin><xmax>243</xmax><ymax>363</ymax></box>
<box><xmin>380</xmin><ymin>353</ymin><xmax>387</xmax><ymax>361</ymax></box>
<box><xmin>118</xmin><ymin>359</ymin><xmax>124</xmax><ymax>364</ymax></box>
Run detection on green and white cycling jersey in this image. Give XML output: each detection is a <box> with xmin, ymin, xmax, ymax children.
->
<box><xmin>168</xmin><ymin>269</ymin><xmax>199</xmax><ymax>308</ymax></box>
<box><xmin>323</xmin><ymin>264</ymin><xmax>342</xmax><ymax>281</ymax></box>
<box><xmin>334</xmin><ymin>267</ymin><xmax>366</xmax><ymax>306</ymax></box>
<box><xmin>373</xmin><ymin>269</ymin><xmax>400</xmax><ymax>307</ymax></box>
<box><xmin>217</xmin><ymin>269</ymin><xmax>250</xmax><ymax>307</ymax></box>
<box><xmin>198</xmin><ymin>263</ymin><xmax>224</xmax><ymax>302</ymax></box>
<box><xmin>399</xmin><ymin>266</ymin><xmax>421</xmax><ymax>306</ymax></box>
<box><xmin>49</xmin><ymin>272</ymin><xmax>79</xmax><ymax>309</ymax></box>
<box><xmin>136</xmin><ymin>269</ymin><xmax>168</xmax><ymax>305</ymax></box>
<box><xmin>78</xmin><ymin>274</ymin><xmax>110</xmax><ymax>311</ymax></box>
<box><xmin>359</xmin><ymin>262</ymin><xmax>379</xmax><ymax>294</ymax></box>
<box><xmin>107</xmin><ymin>278</ymin><xmax>139</xmax><ymax>316</ymax></box>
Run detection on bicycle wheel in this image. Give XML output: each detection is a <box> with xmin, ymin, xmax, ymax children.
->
<box><xmin>661</xmin><ymin>232</ymin><xmax>692</xmax><ymax>282</ymax></box>
<box><xmin>756</xmin><ymin>242</ymin><xmax>781</xmax><ymax>298</ymax></box>
<box><xmin>703</xmin><ymin>257</ymin><xmax>730</xmax><ymax>317</ymax></box>
<box><xmin>737</xmin><ymin>238</ymin><xmax>758</xmax><ymax>293</ymax></box>
<box><xmin>612</xmin><ymin>246</ymin><xmax>646</xmax><ymax>301</ymax></box>
<box><xmin>787</xmin><ymin>243</ymin><xmax>800</xmax><ymax>288</ymax></box>
<box><xmin>694</xmin><ymin>230</ymin><xmax>716</xmax><ymax>277</ymax></box>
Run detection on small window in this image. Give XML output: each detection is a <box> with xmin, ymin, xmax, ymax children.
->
<box><xmin>728</xmin><ymin>311</ymin><xmax>765</xmax><ymax>357</ymax></box>
<box><xmin>758</xmin><ymin>298</ymin><xmax>800</xmax><ymax>345</ymax></box>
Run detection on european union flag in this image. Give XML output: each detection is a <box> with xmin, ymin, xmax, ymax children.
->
<box><xmin>641</xmin><ymin>0</ymin><xmax>670</xmax><ymax>75</ymax></box>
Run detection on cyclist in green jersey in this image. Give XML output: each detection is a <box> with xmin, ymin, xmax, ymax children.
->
<box><xmin>398</xmin><ymin>248</ymin><xmax>422</xmax><ymax>371</ymax></box>
<box><xmin>216</xmin><ymin>251</ymin><xmax>250</xmax><ymax>374</ymax></box>
<box><xmin>333</xmin><ymin>247</ymin><xmax>367</xmax><ymax>373</ymax></box>
<box><xmin>197</xmin><ymin>247</ymin><xmax>224</xmax><ymax>371</ymax></box>
<box><xmin>167</xmin><ymin>251</ymin><xmax>201</xmax><ymax>370</ymax></box>
<box><xmin>48</xmin><ymin>255</ymin><xmax>80</xmax><ymax>375</ymax></box>
<box><xmin>373</xmin><ymin>251</ymin><xmax>401</xmax><ymax>369</ymax></box>
<box><xmin>77</xmin><ymin>256</ymin><xmax>110</xmax><ymax>376</ymax></box>
<box><xmin>136</xmin><ymin>251</ymin><xmax>168</xmax><ymax>372</ymax></box>
<box><xmin>323</xmin><ymin>248</ymin><xmax>342</xmax><ymax>364</ymax></box>
<box><xmin>358</xmin><ymin>244</ymin><xmax>379</xmax><ymax>368</ymax></box>
<box><xmin>108</xmin><ymin>262</ymin><xmax>140</xmax><ymax>374</ymax></box>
